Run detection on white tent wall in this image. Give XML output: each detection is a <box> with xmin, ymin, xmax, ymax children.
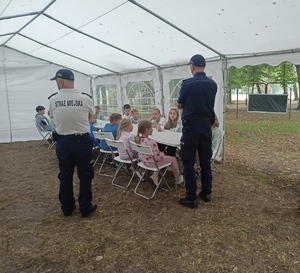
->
<box><xmin>162</xmin><ymin>60</ymin><xmax>224</xmax><ymax>129</ymax></box>
<box><xmin>92</xmin><ymin>75</ymin><xmax>122</xmax><ymax>117</ymax></box>
<box><xmin>121</xmin><ymin>70</ymin><xmax>161</xmax><ymax>112</ymax></box>
<box><xmin>0</xmin><ymin>47</ymin><xmax>91</xmax><ymax>143</ymax></box>
<box><xmin>92</xmin><ymin>60</ymin><xmax>224</xmax><ymax>129</ymax></box>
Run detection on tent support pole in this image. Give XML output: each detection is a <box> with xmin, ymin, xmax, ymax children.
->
<box><xmin>222</xmin><ymin>58</ymin><xmax>228</xmax><ymax>164</ymax></box>
<box><xmin>157</xmin><ymin>68</ymin><xmax>165</xmax><ymax>117</ymax></box>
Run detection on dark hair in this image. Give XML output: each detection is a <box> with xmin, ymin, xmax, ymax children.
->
<box><xmin>123</xmin><ymin>104</ymin><xmax>131</xmax><ymax>110</ymax></box>
<box><xmin>36</xmin><ymin>105</ymin><xmax>45</xmax><ymax>112</ymax></box>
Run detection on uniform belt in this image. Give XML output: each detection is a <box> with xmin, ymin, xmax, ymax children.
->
<box><xmin>58</xmin><ymin>133</ymin><xmax>89</xmax><ymax>139</ymax></box>
<box><xmin>183</xmin><ymin>118</ymin><xmax>211</xmax><ymax>123</ymax></box>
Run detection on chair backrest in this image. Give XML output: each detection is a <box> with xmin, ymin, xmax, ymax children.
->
<box><xmin>130</xmin><ymin>141</ymin><xmax>153</xmax><ymax>156</ymax></box>
<box><xmin>93</xmin><ymin>131</ymin><xmax>114</xmax><ymax>141</ymax></box>
<box><xmin>34</xmin><ymin>121</ymin><xmax>49</xmax><ymax>136</ymax></box>
<box><xmin>212</xmin><ymin>130</ymin><xmax>225</xmax><ymax>159</ymax></box>
<box><xmin>105</xmin><ymin>138</ymin><xmax>125</xmax><ymax>149</ymax></box>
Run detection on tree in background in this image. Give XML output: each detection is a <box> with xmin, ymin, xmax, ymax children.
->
<box><xmin>227</xmin><ymin>62</ymin><xmax>299</xmax><ymax>108</ymax></box>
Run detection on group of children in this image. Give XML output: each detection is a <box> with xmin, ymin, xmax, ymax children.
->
<box><xmin>36</xmin><ymin>103</ymin><xmax>221</xmax><ymax>188</ymax></box>
<box><xmin>90</xmin><ymin>104</ymin><xmax>185</xmax><ymax>186</ymax></box>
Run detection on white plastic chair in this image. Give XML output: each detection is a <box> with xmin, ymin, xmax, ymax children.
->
<box><xmin>34</xmin><ymin>122</ymin><xmax>56</xmax><ymax>149</ymax></box>
<box><xmin>130</xmin><ymin>141</ymin><xmax>171</xmax><ymax>200</ymax></box>
<box><xmin>211</xmin><ymin>130</ymin><xmax>225</xmax><ymax>173</ymax></box>
<box><xmin>105</xmin><ymin>138</ymin><xmax>138</xmax><ymax>189</ymax></box>
<box><xmin>93</xmin><ymin>131</ymin><xmax>118</xmax><ymax>176</ymax></box>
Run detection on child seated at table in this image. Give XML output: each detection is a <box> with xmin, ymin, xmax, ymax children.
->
<box><xmin>134</xmin><ymin>120</ymin><xmax>183</xmax><ymax>186</ymax></box>
<box><xmin>117</xmin><ymin>118</ymin><xmax>137</xmax><ymax>160</ymax></box>
<box><xmin>130</xmin><ymin>108</ymin><xmax>140</xmax><ymax>124</ymax></box>
<box><xmin>89</xmin><ymin>114</ymin><xmax>99</xmax><ymax>147</ymax></box>
<box><xmin>95</xmin><ymin>105</ymin><xmax>105</xmax><ymax>120</ymax></box>
<box><xmin>159</xmin><ymin>108</ymin><xmax>182</xmax><ymax>157</ymax></box>
<box><xmin>149</xmin><ymin>108</ymin><xmax>167</xmax><ymax>130</ymax></box>
<box><xmin>100</xmin><ymin>113</ymin><xmax>122</xmax><ymax>151</ymax></box>
<box><xmin>165</xmin><ymin>108</ymin><xmax>182</xmax><ymax>132</ymax></box>
<box><xmin>122</xmin><ymin>104</ymin><xmax>132</xmax><ymax>119</ymax></box>
<box><xmin>117</xmin><ymin>118</ymin><xmax>143</xmax><ymax>179</ymax></box>
<box><xmin>35</xmin><ymin>105</ymin><xmax>54</xmax><ymax>132</ymax></box>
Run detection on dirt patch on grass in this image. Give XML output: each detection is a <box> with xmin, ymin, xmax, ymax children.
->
<box><xmin>0</xmin><ymin>104</ymin><xmax>299</xmax><ymax>273</ymax></box>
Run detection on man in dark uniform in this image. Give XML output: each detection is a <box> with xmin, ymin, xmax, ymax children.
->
<box><xmin>177</xmin><ymin>55</ymin><xmax>217</xmax><ymax>208</ymax></box>
<box><xmin>49</xmin><ymin>69</ymin><xmax>97</xmax><ymax>217</ymax></box>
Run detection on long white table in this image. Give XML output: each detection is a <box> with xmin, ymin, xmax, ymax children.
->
<box><xmin>132</xmin><ymin>125</ymin><xmax>181</xmax><ymax>147</ymax></box>
<box><xmin>94</xmin><ymin>119</ymin><xmax>110</xmax><ymax>130</ymax></box>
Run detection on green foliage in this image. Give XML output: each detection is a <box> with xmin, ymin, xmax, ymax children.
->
<box><xmin>228</xmin><ymin>62</ymin><xmax>298</xmax><ymax>91</ymax></box>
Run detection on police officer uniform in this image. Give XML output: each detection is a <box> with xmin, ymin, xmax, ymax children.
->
<box><xmin>178</xmin><ymin>55</ymin><xmax>217</xmax><ymax>208</ymax></box>
<box><xmin>49</xmin><ymin>69</ymin><xmax>97</xmax><ymax>217</ymax></box>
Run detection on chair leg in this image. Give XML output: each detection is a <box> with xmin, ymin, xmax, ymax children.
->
<box><xmin>211</xmin><ymin>160</ymin><xmax>221</xmax><ymax>174</ymax></box>
<box><xmin>111</xmin><ymin>163</ymin><xmax>127</xmax><ymax>189</ymax></box>
<box><xmin>98</xmin><ymin>154</ymin><xmax>114</xmax><ymax>177</ymax></box>
<box><xmin>134</xmin><ymin>167</ymin><xmax>170</xmax><ymax>200</ymax></box>
<box><xmin>93</xmin><ymin>152</ymin><xmax>101</xmax><ymax>167</ymax></box>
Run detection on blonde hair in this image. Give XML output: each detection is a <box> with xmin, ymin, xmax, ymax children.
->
<box><xmin>131</xmin><ymin>108</ymin><xmax>139</xmax><ymax>114</ymax></box>
<box><xmin>117</xmin><ymin>118</ymin><xmax>132</xmax><ymax>140</ymax></box>
<box><xmin>165</xmin><ymin>108</ymin><xmax>179</xmax><ymax>130</ymax></box>
<box><xmin>134</xmin><ymin>120</ymin><xmax>152</xmax><ymax>144</ymax></box>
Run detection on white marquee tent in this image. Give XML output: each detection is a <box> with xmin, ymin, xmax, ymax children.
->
<box><xmin>1</xmin><ymin>0</ymin><xmax>300</xmax><ymax>143</ymax></box>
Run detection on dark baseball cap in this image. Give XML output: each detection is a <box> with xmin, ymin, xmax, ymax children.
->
<box><xmin>50</xmin><ymin>69</ymin><xmax>75</xmax><ymax>81</ymax></box>
<box><xmin>189</xmin><ymin>54</ymin><xmax>206</xmax><ymax>67</ymax></box>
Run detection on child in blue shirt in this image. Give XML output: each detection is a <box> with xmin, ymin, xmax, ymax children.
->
<box><xmin>100</xmin><ymin>113</ymin><xmax>122</xmax><ymax>151</ymax></box>
<box><xmin>89</xmin><ymin>114</ymin><xmax>99</xmax><ymax>147</ymax></box>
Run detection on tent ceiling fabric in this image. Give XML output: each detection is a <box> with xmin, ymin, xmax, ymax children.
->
<box><xmin>1</xmin><ymin>0</ymin><xmax>299</xmax><ymax>76</ymax></box>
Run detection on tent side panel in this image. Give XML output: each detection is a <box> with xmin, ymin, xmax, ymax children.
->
<box><xmin>0</xmin><ymin>47</ymin><xmax>91</xmax><ymax>143</ymax></box>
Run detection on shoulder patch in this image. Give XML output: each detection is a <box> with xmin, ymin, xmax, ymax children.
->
<box><xmin>81</xmin><ymin>92</ymin><xmax>92</xmax><ymax>99</ymax></box>
<box><xmin>48</xmin><ymin>92</ymin><xmax>58</xmax><ymax>99</ymax></box>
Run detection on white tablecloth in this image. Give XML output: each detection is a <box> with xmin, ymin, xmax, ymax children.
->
<box><xmin>132</xmin><ymin>124</ymin><xmax>181</xmax><ymax>147</ymax></box>
<box><xmin>94</xmin><ymin>119</ymin><xmax>110</xmax><ymax>130</ymax></box>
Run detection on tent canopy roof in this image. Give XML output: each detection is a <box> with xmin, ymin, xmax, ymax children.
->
<box><xmin>1</xmin><ymin>0</ymin><xmax>299</xmax><ymax>76</ymax></box>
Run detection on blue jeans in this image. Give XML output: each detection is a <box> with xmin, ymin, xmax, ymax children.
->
<box><xmin>180</xmin><ymin>121</ymin><xmax>212</xmax><ymax>200</ymax></box>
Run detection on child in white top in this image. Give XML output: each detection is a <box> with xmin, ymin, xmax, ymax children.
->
<box><xmin>122</xmin><ymin>104</ymin><xmax>131</xmax><ymax>119</ymax></box>
<box><xmin>134</xmin><ymin>120</ymin><xmax>183</xmax><ymax>186</ymax></box>
<box><xmin>130</xmin><ymin>108</ymin><xmax>140</xmax><ymax>124</ymax></box>
<box><xmin>149</xmin><ymin>108</ymin><xmax>167</xmax><ymax>131</ymax></box>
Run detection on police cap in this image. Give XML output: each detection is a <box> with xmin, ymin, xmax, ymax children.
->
<box><xmin>189</xmin><ymin>54</ymin><xmax>206</xmax><ymax>67</ymax></box>
<box><xmin>50</xmin><ymin>69</ymin><xmax>75</xmax><ymax>81</ymax></box>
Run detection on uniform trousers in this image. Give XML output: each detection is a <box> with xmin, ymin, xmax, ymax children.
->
<box><xmin>56</xmin><ymin>133</ymin><xmax>94</xmax><ymax>215</ymax></box>
<box><xmin>180</xmin><ymin>121</ymin><xmax>212</xmax><ymax>200</ymax></box>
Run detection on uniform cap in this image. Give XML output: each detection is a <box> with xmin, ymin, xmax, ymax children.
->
<box><xmin>189</xmin><ymin>54</ymin><xmax>206</xmax><ymax>67</ymax></box>
<box><xmin>50</xmin><ymin>69</ymin><xmax>75</xmax><ymax>81</ymax></box>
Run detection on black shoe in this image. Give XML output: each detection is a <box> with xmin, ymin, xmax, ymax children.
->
<box><xmin>179</xmin><ymin>198</ymin><xmax>198</xmax><ymax>209</ymax></box>
<box><xmin>199</xmin><ymin>191</ymin><xmax>211</xmax><ymax>202</ymax></box>
<box><xmin>63</xmin><ymin>205</ymin><xmax>76</xmax><ymax>217</ymax></box>
<box><xmin>81</xmin><ymin>204</ymin><xmax>97</xmax><ymax>218</ymax></box>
